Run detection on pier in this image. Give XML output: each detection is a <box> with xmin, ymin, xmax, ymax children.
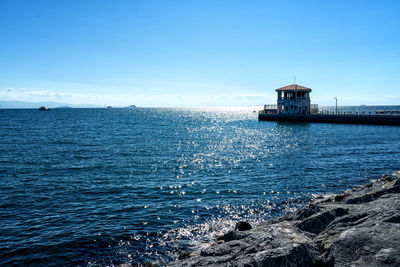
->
<box><xmin>259</xmin><ymin>84</ymin><xmax>400</xmax><ymax>125</ymax></box>
<box><xmin>258</xmin><ymin>113</ymin><xmax>400</xmax><ymax>125</ymax></box>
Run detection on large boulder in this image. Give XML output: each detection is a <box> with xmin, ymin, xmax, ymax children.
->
<box><xmin>169</xmin><ymin>172</ymin><xmax>400</xmax><ymax>266</ymax></box>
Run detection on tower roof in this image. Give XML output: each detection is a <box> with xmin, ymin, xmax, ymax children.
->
<box><xmin>276</xmin><ymin>84</ymin><xmax>311</xmax><ymax>92</ymax></box>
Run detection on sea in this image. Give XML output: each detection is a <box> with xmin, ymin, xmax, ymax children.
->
<box><xmin>1</xmin><ymin>106</ymin><xmax>400</xmax><ymax>266</ymax></box>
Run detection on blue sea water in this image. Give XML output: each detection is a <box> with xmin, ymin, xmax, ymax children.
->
<box><xmin>1</xmin><ymin>107</ymin><xmax>400</xmax><ymax>265</ymax></box>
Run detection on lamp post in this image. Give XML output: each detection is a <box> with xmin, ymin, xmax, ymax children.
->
<box><xmin>333</xmin><ymin>97</ymin><xmax>338</xmax><ymax>114</ymax></box>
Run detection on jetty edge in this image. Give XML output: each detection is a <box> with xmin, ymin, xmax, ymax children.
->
<box><xmin>169</xmin><ymin>171</ymin><xmax>400</xmax><ymax>266</ymax></box>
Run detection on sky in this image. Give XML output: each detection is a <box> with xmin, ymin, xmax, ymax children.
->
<box><xmin>0</xmin><ymin>0</ymin><xmax>399</xmax><ymax>107</ymax></box>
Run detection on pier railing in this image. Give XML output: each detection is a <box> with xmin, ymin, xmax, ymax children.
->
<box><xmin>259</xmin><ymin>104</ymin><xmax>400</xmax><ymax>116</ymax></box>
<box><xmin>318</xmin><ymin>110</ymin><xmax>400</xmax><ymax>116</ymax></box>
<box><xmin>260</xmin><ymin>104</ymin><xmax>278</xmax><ymax>114</ymax></box>
<box><xmin>260</xmin><ymin>104</ymin><xmax>319</xmax><ymax>115</ymax></box>
<box><xmin>311</xmin><ymin>104</ymin><xmax>319</xmax><ymax>114</ymax></box>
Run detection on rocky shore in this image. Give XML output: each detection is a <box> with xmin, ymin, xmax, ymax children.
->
<box><xmin>169</xmin><ymin>172</ymin><xmax>400</xmax><ymax>266</ymax></box>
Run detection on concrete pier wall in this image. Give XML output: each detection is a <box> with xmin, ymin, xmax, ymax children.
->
<box><xmin>258</xmin><ymin>113</ymin><xmax>400</xmax><ymax>125</ymax></box>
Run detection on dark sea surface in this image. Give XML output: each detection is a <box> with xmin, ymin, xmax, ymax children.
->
<box><xmin>1</xmin><ymin>107</ymin><xmax>400</xmax><ymax>266</ymax></box>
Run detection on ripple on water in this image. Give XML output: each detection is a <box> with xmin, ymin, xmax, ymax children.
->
<box><xmin>0</xmin><ymin>107</ymin><xmax>400</xmax><ymax>265</ymax></box>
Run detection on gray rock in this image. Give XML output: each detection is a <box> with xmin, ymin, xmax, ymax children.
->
<box><xmin>295</xmin><ymin>207</ymin><xmax>348</xmax><ymax>234</ymax></box>
<box><xmin>169</xmin><ymin>172</ymin><xmax>400</xmax><ymax>266</ymax></box>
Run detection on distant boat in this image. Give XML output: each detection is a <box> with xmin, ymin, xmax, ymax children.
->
<box><xmin>38</xmin><ymin>106</ymin><xmax>50</xmax><ymax>111</ymax></box>
<box><xmin>0</xmin><ymin>109</ymin><xmax>3</xmax><ymax>112</ymax></box>
<box><xmin>104</xmin><ymin>105</ymin><xmax>112</xmax><ymax>109</ymax></box>
<box><xmin>127</xmin><ymin>105</ymin><xmax>136</xmax><ymax>108</ymax></box>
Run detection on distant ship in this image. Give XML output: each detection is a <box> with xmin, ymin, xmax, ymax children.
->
<box><xmin>104</xmin><ymin>105</ymin><xmax>112</xmax><ymax>109</ymax></box>
<box><xmin>38</xmin><ymin>106</ymin><xmax>50</xmax><ymax>111</ymax></box>
<box><xmin>127</xmin><ymin>105</ymin><xmax>136</xmax><ymax>108</ymax></box>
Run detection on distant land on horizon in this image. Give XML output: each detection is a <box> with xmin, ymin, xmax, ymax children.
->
<box><xmin>1</xmin><ymin>99</ymin><xmax>399</xmax><ymax>110</ymax></box>
<box><xmin>0</xmin><ymin>100</ymin><xmax>102</xmax><ymax>109</ymax></box>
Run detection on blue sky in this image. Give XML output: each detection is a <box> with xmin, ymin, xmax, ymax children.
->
<box><xmin>0</xmin><ymin>0</ymin><xmax>399</xmax><ymax>107</ymax></box>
